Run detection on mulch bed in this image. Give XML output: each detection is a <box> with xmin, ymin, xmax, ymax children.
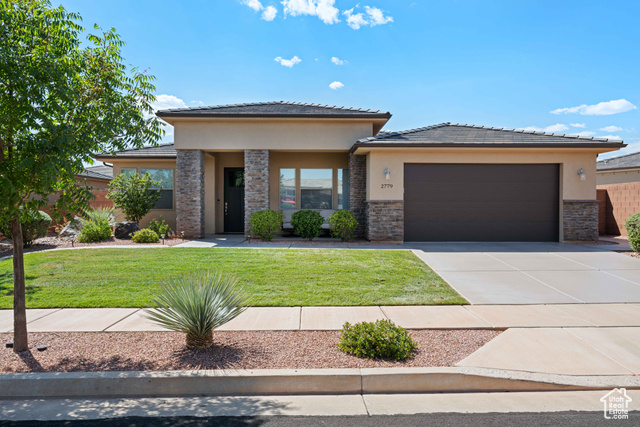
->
<box><xmin>0</xmin><ymin>330</ymin><xmax>500</xmax><ymax>373</ymax></box>
<box><xmin>0</xmin><ymin>235</ymin><xmax>189</xmax><ymax>259</ymax></box>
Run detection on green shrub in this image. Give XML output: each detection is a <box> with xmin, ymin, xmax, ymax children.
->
<box><xmin>338</xmin><ymin>319</ymin><xmax>417</xmax><ymax>361</ymax></box>
<box><xmin>0</xmin><ymin>210</ymin><xmax>53</xmax><ymax>247</ymax></box>
<box><xmin>328</xmin><ymin>210</ymin><xmax>358</xmax><ymax>242</ymax></box>
<box><xmin>291</xmin><ymin>209</ymin><xmax>324</xmax><ymax>240</ymax></box>
<box><xmin>107</xmin><ymin>172</ymin><xmax>162</xmax><ymax>223</ymax></box>
<box><xmin>249</xmin><ymin>209</ymin><xmax>284</xmax><ymax>241</ymax></box>
<box><xmin>148</xmin><ymin>218</ymin><xmax>171</xmax><ymax>237</ymax></box>
<box><xmin>144</xmin><ymin>270</ymin><xmax>247</xmax><ymax>349</ymax></box>
<box><xmin>626</xmin><ymin>213</ymin><xmax>640</xmax><ymax>252</ymax></box>
<box><xmin>82</xmin><ymin>207</ymin><xmax>116</xmax><ymax>225</ymax></box>
<box><xmin>131</xmin><ymin>228</ymin><xmax>160</xmax><ymax>243</ymax></box>
<box><xmin>77</xmin><ymin>218</ymin><xmax>112</xmax><ymax>243</ymax></box>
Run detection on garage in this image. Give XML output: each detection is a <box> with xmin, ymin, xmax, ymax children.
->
<box><xmin>404</xmin><ymin>163</ymin><xmax>560</xmax><ymax>242</ymax></box>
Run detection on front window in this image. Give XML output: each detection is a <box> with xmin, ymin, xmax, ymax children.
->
<box><xmin>279</xmin><ymin>169</ymin><xmax>296</xmax><ymax>209</ymax></box>
<box><xmin>300</xmin><ymin>169</ymin><xmax>333</xmax><ymax>209</ymax></box>
<box><xmin>141</xmin><ymin>169</ymin><xmax>174</xmax><ymax>210</ymax></box>
<box><xmin>337</xmin><ymin>169</ymin><xmax>350</xmax><ymax>210</ymax></box>
<box><xmin>120</xmin><ymin>168</ymin><xmax>136</xmax><ymax>177</ymax></box>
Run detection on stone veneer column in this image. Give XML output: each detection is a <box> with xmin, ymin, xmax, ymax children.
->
<box><xmin>244</xmin><ymin>150</ymin><xmax>270</xmax><ymax>236</ymax></box>
<box><xmin>349</xmin><ymin>153</ymin><xmax>367</xmax><ymax>237</ymax></box>
<box><xmin>563</xmin><ymin>200</ymin><xmax>599</xmax><ymax>241</ymax></box>
<box><xmin>176</xmin><ymin>150</ymin><xmax>205</xmax><ymax>239</ymax></box>
<box><xmin>366</xmin><ymin>201</ymin><xmax>404</xmax><ymax>242</ymax></box>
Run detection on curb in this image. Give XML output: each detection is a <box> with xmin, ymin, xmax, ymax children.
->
<box><xmin>2</xmin><ymin>367</ymin><xmax>639</xmax><ymax>398</ymax></box>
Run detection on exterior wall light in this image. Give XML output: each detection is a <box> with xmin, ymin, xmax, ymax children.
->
<box><xmin>577</xmin><ymin>169</ymin><xmax>586</xmax><ymax>181</ymax></box>
<box><xmin>384</xmin><ymin>168</ymin><xmax>390</xmax><ymax>180</ymax></box>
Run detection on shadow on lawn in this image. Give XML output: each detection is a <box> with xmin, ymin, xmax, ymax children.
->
<box><xmin>0</xmin><ymin>271</ymin><xmax>40</xmax><ymax>298</ymax></box>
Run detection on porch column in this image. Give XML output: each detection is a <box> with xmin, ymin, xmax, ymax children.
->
<box><xmin>244</xmin><ymin>149</ymin><xmax>270</xmax><ymax>236</ymax></box>
<box><xmin>176</xmin><ymin>149</ymin><xmax>205</xmax><ymax>239</ymax></box>
<box><xmin>349</xmin><ymin>153</ymin><xmax>367</xmax><ymax>237</ymax></box>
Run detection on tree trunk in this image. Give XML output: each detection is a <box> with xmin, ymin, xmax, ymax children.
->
<box><xmin>11</xmin><ymin>219</ymin><xmax>28</xmax><ymax>353</ymax></box>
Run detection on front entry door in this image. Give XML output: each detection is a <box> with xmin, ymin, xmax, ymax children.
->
<box><xmin>224</xmin><ymin>168</ymin><xmax>245</xmax><ymax>233</ymax></box>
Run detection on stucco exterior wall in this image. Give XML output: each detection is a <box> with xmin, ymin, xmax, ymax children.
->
<box><xmin>597</xmin><ymin>169</ymin><xmax>640</xmax><ymax>185</ymax></box>
<box><xmin>174</xmin><ymin>119</ymin><xmax>374</xmax><ymax>151</ymax></box>
<box><xmin>361</xmin><ymin>148</ymin><xmax>600</xmax><ymax>202</ymax></box>
<box><xmin>111</xmin><ymin>159</ymin><xmax>177</xmax><ymax>230</ymax></box>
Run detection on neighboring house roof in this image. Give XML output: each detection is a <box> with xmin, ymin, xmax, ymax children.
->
<box><xmin>597</xmin><ymin>152</ymin><xmax>640</xmax><ymax>171</ymax></box>
<box><xmin>353</xmin><ymin>123</ymin><xmax>626</xmax><ymax>151</ymax></box>
<box><xmin>77</xmin><ymin>164</ymin><xmax>114</xmax><ymax>181</ymax></box>
<box><xmin>94</xmin><ymin>143</ymin><xmax>177</xmax><ymax>160</ymax></box>
<box><xmin>155</xmin><ymin>101</ymin><xmax>392</xmax><ymax>119</ymax></box>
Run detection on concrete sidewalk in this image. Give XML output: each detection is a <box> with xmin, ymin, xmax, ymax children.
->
<box><xmin>2</xmin><ymin>303</ymin><xmax>640</xmax><ymax>332</ymax></box>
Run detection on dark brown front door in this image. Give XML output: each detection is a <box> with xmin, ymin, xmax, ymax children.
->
<box><xmin>404</xmin><ymin>164</ymin><xmax>559</xmax><ymax>242</ymax></box>
<box><xmin>224</xmin><ymin>168</ymin><xmax>245</xmax><ymax>233</ymax></box>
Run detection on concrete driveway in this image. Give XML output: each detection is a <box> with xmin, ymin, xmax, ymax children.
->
<box><xmin>411</xmin><ymin>242</ymin><xmax>640</xmax><ymax>304</ymax></box>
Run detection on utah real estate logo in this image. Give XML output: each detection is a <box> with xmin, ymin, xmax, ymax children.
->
<box><xmin>600</xmin><ymin>388</ymin><xmax>632</xmax><ymax>420</ymax></box>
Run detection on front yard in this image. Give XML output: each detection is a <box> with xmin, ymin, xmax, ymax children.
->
<box><xmin>0</xmin><ymin>248</ymin><xmax>466</xmax><ymax>307</ymax></box>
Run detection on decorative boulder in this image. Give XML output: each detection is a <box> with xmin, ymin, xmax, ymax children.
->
<box><xmin>59</xmin><ymin>217</ymin><xmax>83</xmax><ymax>238</ymax></box>
<box><xmin>114</xmin><ymin>222</ymin><xmax>140</xmax><ymax>240</ymax></box>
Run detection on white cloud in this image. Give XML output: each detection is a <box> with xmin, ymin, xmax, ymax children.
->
<box><xmin>600</xmin><ymin>125</ymin><xmax>623</xmax><ymax>132</ymax></box>
<box><xmin>331</xmin><ymin>56</ymin><xmax>347</xmax><ymax>65</ymax></box>
<box><xmin>344</xmin><ymin>6</ymin><xmax>393</xmax><ymax>29</ymax></box>
<box><xmin>242</xmin><ymin>0</ymin><xmax>263</xmax><ymax>12</ymax></box>
<box><xmin>575</xmin><ymin>131</ymin><xmax>595</xmax><ymax>137</ymax></box>
<box><xmin>344</xmin><ymin>8</ymin><xmax>367</xmax><ymax>29</ymax></box>
<box><xmin>262</xmin><ymin>5</ymin><xmax>277</xmax><ymax>20</ymax></box>
<box><xmin>274</xmin><ymin>55</ymin><xmax>301</xmax><ymax>67</ymax></box>
<box><xmin>521</xmin><ymin>123</ymin><xmax>569</xmax><ymax>133</ymax></box>
<box><xmin>190</xmin><ymin>100</ymin><xmax>204</xmax><ymax>106</ymax></box>
<box><xmin>151</xmin><ymin>94</ymin><xmax>187</xmax><ymax>111</ymax></box>
<box><xmin>365</xmin><ymin>6</ymin><xmax>393</xmax><ymax>26</ymax></box>
<box><xmin>599</xmin><ymin>134</ymin><xmax>622</xmax><ymax>140</ymax></box>
<box><xmin>551</xmin><ymin>99</ymin><xmax>637</xmax><ymax>115</ymax></box>
<box><xmin>329</xmin><ymin>81</ymin><xmax>344</xmax><ymax>90</ymax></box>
<box><xmin>281</xmin><ymin>0</ymin><xmax>340</xmax><ymax>24</ymax></box>
<box><xmin>570</xmin><ymin>123</ymin><xmax>585</xmax><ymax>128</ymax></box>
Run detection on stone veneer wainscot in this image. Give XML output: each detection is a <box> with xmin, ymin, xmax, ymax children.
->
<box><xmin>349</xmin><ymin>153</ymin><xmax>367</xmax><ymax>238</ymax></box>
<box><xmin>563</xmin><ymin>200</ymin><xmax>599</xmax><ymax>241</ymax></box>
<box><xmin>366</xmin><ymin>201</ymin><xmax>404</xmax><ymax>242</ymax></box>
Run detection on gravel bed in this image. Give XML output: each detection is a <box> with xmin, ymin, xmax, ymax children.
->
<box><xmin>620</xmin><ymin>251</ymin><xmax>639</xmax><ymax>259</ymax></box>
<box><xmin>0</xmin><ymin>235</ymin><xmax>188</xmax><ymax>258</ymax></box>
<box><xmin>0</xmin><ymin>330</ymin><xmax>499</xmax><ymax>373</ymax></box>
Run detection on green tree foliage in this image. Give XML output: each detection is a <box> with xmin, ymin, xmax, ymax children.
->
<box><xmin>0</xmin><ymin>0</ymin><xmax>163</xmax><ymax>352</ymax></box>
<box><xmin>625</xmin><ymin>213</ymin><xmax>640</xmax><ymax>252</ymax></box>
<box><xmin>107</xmin><ymin>172</ymin><xmax>161</xmax><ymax>223</ymax></box>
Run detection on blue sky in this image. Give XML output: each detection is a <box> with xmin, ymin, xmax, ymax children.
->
<box><xmin>57</xmin><ymin>0</ymin><xmax>639</xmax><ymax>159</ymax></box>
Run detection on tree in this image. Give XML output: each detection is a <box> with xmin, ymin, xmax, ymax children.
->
<box><xmin>107</xmin><ymin>172</ymin><xmax>162</xmax><ymax>223</ymax></box>
<box><xmin>0</xmin><ymin>0</ymin><xmax>163</xmax><ymax>352</ymax></box>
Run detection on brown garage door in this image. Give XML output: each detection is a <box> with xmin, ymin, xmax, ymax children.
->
<box><xmin>404</xmin><ymin>164</ymin><xmax>559</xmax><ymax>242</ymax></box>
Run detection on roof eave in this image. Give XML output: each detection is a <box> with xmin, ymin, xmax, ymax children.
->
<box><xmin>94</xmin><ymin>154</ymin><xmax>177</xmax><ymax>160</ymax></box>
<box><xmin>156</xmin><ymin>112</ymin><xmax>392</xmax><ymax>120</ymax></box>
<box><xmin>350</xmin><ymin>142</ymin><xmax>626</xmax><ymax>153</ymax></box>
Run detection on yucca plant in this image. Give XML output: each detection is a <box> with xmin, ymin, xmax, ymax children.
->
<box><xmin>82</xmin><ymin>207</ymin><xmax>116</xmax><ymax>226</ymax></box>
<box><xmin>144</xmin><ymin>271</ymin><xmax>248</xmax><ymax>349</ymax></box>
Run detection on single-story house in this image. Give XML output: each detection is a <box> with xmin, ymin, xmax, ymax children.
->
<box><xmin>95</xmin><ymin>101</ymin><xmax>625</xmax><ymax>242</ymax></box>
<box><xmin>77</xmin><ymin>164</ymin><xmax>113</xmax><ymax>190</ymax></box>
<box><xmin>596</xmin><ymin>152</ymin><xmax>640</xmax><ymax>236</ymax></box>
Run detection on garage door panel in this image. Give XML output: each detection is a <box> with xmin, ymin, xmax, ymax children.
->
<box><xmin>404</xmin><ymin>164</ymin><xmax>559</xmax><ymax>242</ymax></box>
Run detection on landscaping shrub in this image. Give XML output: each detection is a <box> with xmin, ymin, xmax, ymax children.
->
<box><xmin>0</xmin><ymin>210</ymin><xmax>52</xmax><ymax>247</ymax></box>
<box><xmin>148</xmin><ymin>218</ymin><xmax>171</xmax><ymax>238</ymax></box>
<box><xmin>131</xmin><ymin>228</ymin><xmax>160</xmax><ymax>243</ymax></box>
<box><xmin>249</xmin><ymin>209</ymin><xmax>284</xmax><ymax>241</ymax></box>
<box><xmin>144</xmin><ymin>270</ymin><xmax>247</xmax><ymax>349</ymax></box>
<box><xmin>107</xmin><ymin>172</ymin><xmax>162</xmax><ymax>223</ymax></box>
<box><xmin>328</xmin><ymin>210</ymin><xmax>358</xmax><ymax>242</ymax></box>
<box><xmin>82</xmin><ymin>207</ymin><xmax>115</xmax><ymax>226</ymax></box>
<box><xmin>626</xmin><ymin>212</ymin><xmax>640</xmax><ymax>252</ymax></box>
<box><xmin>338</xmin><ymin>319</ymin><xmax>417</xmax><ymax>361</ymax></box>
<box><xmin>291</xmin><ymin>209</ymin><xmax>324</xmax><ymax>240</ymax></box>
<box><xmin>77</xmin><ymin>219</ymin><xmax>112</xmax><ymax>243</ymax></box>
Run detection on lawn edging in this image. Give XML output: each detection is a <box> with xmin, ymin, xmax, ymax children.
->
<box><xmin>2</xmin><ymin>367</ymin><xmax>638</xmax><ymax>398</ymax></box>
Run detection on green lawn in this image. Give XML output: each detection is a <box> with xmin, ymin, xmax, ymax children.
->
<box><xmin>0</xmin><ymin>248</ymin><xmax>467</xmax><ymax>308</ymax></box>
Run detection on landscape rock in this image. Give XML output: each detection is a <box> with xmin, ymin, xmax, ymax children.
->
<box><xmin>114</xmin><ymin>222</ymin><xmax>140</xmax><ymax>239</ymax></box>
<box><xmin>58</xmin><ymin>218</ymin><xmax>83</xmax><ymax>238</ymax></box>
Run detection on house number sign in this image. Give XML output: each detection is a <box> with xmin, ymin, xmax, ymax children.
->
<box><xmin>380</xmin><ymin>184</ymin><xmax>393</xmax><ymax>189</ymax></box>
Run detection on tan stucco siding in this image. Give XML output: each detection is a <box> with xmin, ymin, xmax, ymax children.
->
<box><xmin>204</xmin><ymin>154</ymin><xmax>216</xmax><ymax>233</ymax></box>
<box><xmin>360</xmin><ymin>148</ymin><xmax>600</xmax><ymax>201</ymax></box>
<box><xmin>110</xmin><ymin>159</ymin><xmax>177</xmax><ymax>230</ymax></box>
<box><xmin>174</xmin><ymin>119</ymin><xmax>374</xmax><ymax>151</ymax></box>
<box><xmin>597</xmin><ymin>169</ymin><xmax>640</xmax><ymax>185</ymax></box>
